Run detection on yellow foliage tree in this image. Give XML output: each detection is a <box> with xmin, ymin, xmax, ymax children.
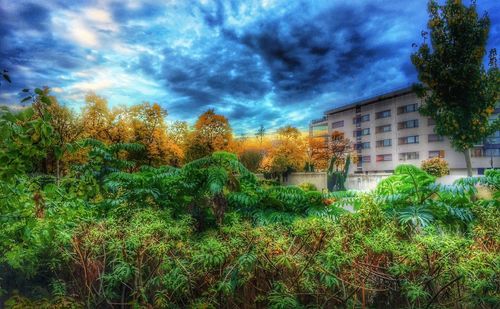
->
<box><xmin>260</xmin><ymin>125</ymin><xmax>306</xmax><ymax>181</ymax></box>
<box><xmin>168</xmin><ymin>120</ymin><xmax>189</xmax><ymax>148</ymax></box>
<box><xmin>130</xmin><ymin>102</ymin><xmax>183</xmax><ymax>166</ymax></box>
<box><xmin>108</xmin><ymin>106</ymin><xmax>133</xmax><ymax>143</ymax></box>
<box><xmin>306</xmin><ymin>136</ymin><xmax>330</xmax><ymax>171</ymax></box>
<box><xmin>185</xmin><ymin>109</ymin><xmax>233</xmax><ymax>162</ymax></box>
<box><xmin>81</xmin><ymin>93</ymin><xmax>114</xmax><ymax>142</ymax></box>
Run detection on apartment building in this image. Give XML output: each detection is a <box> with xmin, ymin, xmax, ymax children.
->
<box><xmin>310</xmin><ymin>87</ymin><xmax>499</xmax><ymax>175</ymax></box>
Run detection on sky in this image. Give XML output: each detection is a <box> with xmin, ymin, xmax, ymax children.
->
<box><xmin>0</xmin><ymin>0</ymin><xmax>498</xmax><ymax>135</ymax></box>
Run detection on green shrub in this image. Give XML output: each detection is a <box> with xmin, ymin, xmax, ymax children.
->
<box><xmin>1</xmin><ymin>151</ymin><xmax>499</xmax><ymax>308</ymax></box>
<box><xmin>297</xmin><ymin>182</ymin><xmax>317</xmax><ymax>192</ymax></box>
<box><xmin>239</xmin><ymin>150</ymin><xmax>263</xmax><ymax>172</ymax></box>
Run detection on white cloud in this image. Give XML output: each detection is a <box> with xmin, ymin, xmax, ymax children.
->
<box><xmin>60</xmin><ymin>66</ymin><xmax>164</xmax><ymax>107</ymax></box>
<box><xmin>51</xmin><ymin>4</ymin><xmax>120</xmax><ymax>49</ymax></box>
<box><xmin>71</xmin><ymin>21</ymin><xmax>100</xmax><ymax>48</ymax></box>
<box><xmin>83</xmin><ymin>7</ymin><xmax>118</xmax><ymax>32</ymax></box>
<box><xmin>52</xmin><ymin>12</ymin><xmax>100</xmax><ymax>48</ymax></box>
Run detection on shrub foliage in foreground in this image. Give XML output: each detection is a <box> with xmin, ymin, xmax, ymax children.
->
<box><xmin>0</xmin><ymin>141</ymin><xmax>499</xmax><ymax>308</ymax></box>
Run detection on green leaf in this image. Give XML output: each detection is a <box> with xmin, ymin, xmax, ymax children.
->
<box><xmin>54</xmin><ymin>146</ymin><xmax>63</xmax><ymax>159</ymax></box>
<box><xmin>41</xmin><ymin>96</ymin><xmax>51</xmax><ymax>106</ymax></box>
<box><xmin>21</xmin><ymin>96</ymin><xmax>31</xmax><ymax>103</ymax></box>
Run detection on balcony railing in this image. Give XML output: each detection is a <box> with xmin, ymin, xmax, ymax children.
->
<box><xmin>311</xmin><ymin>116</ymin><xmax>327</xmax><ymax>124</ymax></box>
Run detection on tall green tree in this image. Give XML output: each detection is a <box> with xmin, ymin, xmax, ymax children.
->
<box><xmin>411</xmin><ymin>0</ymin><xmax>499</xmax><ymax>176</ymax></box>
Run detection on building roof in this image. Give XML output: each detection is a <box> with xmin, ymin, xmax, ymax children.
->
<box><xmin>324</xmin><ymin>86</ymin><xmax>414</xmax><ymax>115</ymax></box>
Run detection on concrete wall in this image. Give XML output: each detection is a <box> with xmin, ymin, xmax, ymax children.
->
<box><xmin>284</xmin><ymin>172</ymin><xmax>327</xmax><ymax>190</ymax></box>
<box><xmin>282</xmin><ymin>172</ymin><xmax>390</xmax><ymax>191</ymax></box>
<box><xmin>345</xmin><ymin>173</ymin><xmax>391</xmax><ymax>191</ymax></box>
<box><xmin>260</xmin><ymin>170</ymin><xmax>473</xmax><ymax>191</ymax></box>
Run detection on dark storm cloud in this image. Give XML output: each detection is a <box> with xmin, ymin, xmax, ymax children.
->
<box><xmin>0</xmin><ymin>2</ymin><xmax>92</xmax><ymax>100</ymax></box>
<box><xmin>232</xmin><ymin>3</ymin><xmax>414</xmax><ymax>104</ymax></box>
<box><xmin>136</xmin><ymin>54</ymin><xmax>160</xmax><ymax>77</ymax></box>
<box><xmin>160</xmin><ymin>43</ymin><xmax>271</xmax><ymax>114</ymax></box>
<box><xmin>0</xmin><ymin>3</ymin><xmax>52</xmax><ymax>94</ymax></box>
<box><xmin>1</xmin><ymin>0</ymin><xmax>498</xmax><ymax>131</ymax></box>
<box><xmin>172</xmin><ymin>0</ymin><xmax>422</xmax><ymax>117</ymax></box>
<box><xmin>18</xmin><ymin>3</ymin><xmax>51</xmax><ymax>30</ymax></box>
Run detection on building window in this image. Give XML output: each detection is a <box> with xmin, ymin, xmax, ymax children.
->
<box><xmin>376</xmin><ymin>110</ymin><xmax>391</xmax><ymax>119</ymax></box>
<box><xmin>356</xmin><ymin>142</ymin><xmax>370</xmax><ymax>149</ymax></box>
<box><xmin>376</xmin><ymin>139</ymin><xmax>392</xmax><ymax>147</ymax></box>
<box><xmin>398</xmin><ymin>119</ymin><xmax>419</xmax><ymax>130</ymax></box>
<box><xmin>332</xmin><ymin>120</ymin><xmax>344</xmax><ymax>129</ymax></box>
<box><xmin>428</xmin><ymin>134</ymin><xmax>444</xmax><ymax>142</ymax></box>
<box><xmin>361</xmin><ymin>156</ymin><xmax>371</xmax><ymax>163</ymax></box>
<box><xmin>353</xmin><ymin>114</ymin><xmax>370</xmax><ymax>124</ymax></box>
<box><xmin>354</xmin><ymin>128</ymin><xmax>370</xmax><ymax>137</ymax></box>
<box><xmin>471</xmin><ymin>147</ymin><xmax>484</xmax><ymax>157</ymax></box>
<box><xmin>376</xmin><ymin>154</ymin><xmax>392</xmax><ymax>162</ymax></box>
<box><xmin>399</xmin><ymin>135</ymin><xmax>419</xmax><ymax>145</ymax></box>
<box><xmin>485</xmin><ymin>148</ymin><xmax>500</xmax><ymax>157</ymax></box>
<box><xmin>429</xmin><ymin>150</ymin><xmax>445</xmax><ymax>158</ymax></box>
<box><xmin>399</xmin><ymin>152</ymin><xmax>420</xmax><ymax>161</ymax></box>
<box><xmin>397</xmin><ymin>103</ymin><xmax>418</xmax><ymax>114</ymax></box>
<box><xmin>428</xmin><ymin>118</ymin><xmax>436</xmax><ymax>126</ymax></box>
<box><xmin>376</xmin><ymin>124</ymin><xmax>391</xmax><ymax>133</ymax></box>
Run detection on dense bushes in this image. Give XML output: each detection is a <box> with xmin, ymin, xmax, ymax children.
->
<box><xmin>2</xmin><ymin>195</ymin><xmax>498</xmax><ymax>308</ymax></box>
<box><xmin>1</xmin><ymin>120</ymin><xmax>499</xmax><ymax>307</ymax></box>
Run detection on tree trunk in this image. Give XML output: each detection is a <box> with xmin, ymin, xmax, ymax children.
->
<box><xmin>188</xmin><ymin>202</ymin><xmax>205</xmax><ymax>232</ymax></box>
<box><xmin>212</xmin><ymin>193</ymin><xmax>227</xmax><ymax>226</ymax></box>
<box><xmin>463</xmin><ymin>149</ymin><xmax>473</xmax><ymax>177</ymax></box>
<box><xmin>56</xmin><ymin>159</ymin><xmax>60</xmax><ymax>184</ymax></box>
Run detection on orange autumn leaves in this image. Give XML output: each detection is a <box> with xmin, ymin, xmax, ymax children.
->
<box><xmin>81</xmin><ymin>95</ymin><xmax>237</xmax><ymax>166</ymax></box>
<box><xmin>234</xmin><ymin>127</ymin><xmax>348</xmax><ymax>175</ymax></box>
<box><xmin>185</xmin><ymin>109</ymin><xmax>234</xmax><ymax>162</ymax></box>
<box><xmin>263</xmin><ymin>126</ymin><xmax>307</xmax><ymax>174</ymax></box>
<box><xmin>81</xmin><ymin>94</ymin><xmax>182</xmax><ymax>166</ymax></box>
<box><xmin>61</xmin><ymin>92</ymin><xmax>349</xmax><ymax>171</ymax></box>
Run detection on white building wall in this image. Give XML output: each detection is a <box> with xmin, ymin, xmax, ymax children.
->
<box><xmin>311</xmin><ymin>89</ymin><xmax>499</xmax><ymax>174</ymax></box>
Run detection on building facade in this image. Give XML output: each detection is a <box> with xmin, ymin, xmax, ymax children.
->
<box><xmin>310</xmin><ymin>87</ymin><xmax>499</xmax><ymax>175</ymax></box>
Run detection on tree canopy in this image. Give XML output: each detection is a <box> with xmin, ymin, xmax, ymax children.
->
<box><xmin>411</xmin><ymin>0</ymin><xmax>499</xmax><ymax>175</ymax></box>
<box><xmin>185</xmin><ymin>109</ymin><xmax>234</xmax><ymax>162</ymax></box>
